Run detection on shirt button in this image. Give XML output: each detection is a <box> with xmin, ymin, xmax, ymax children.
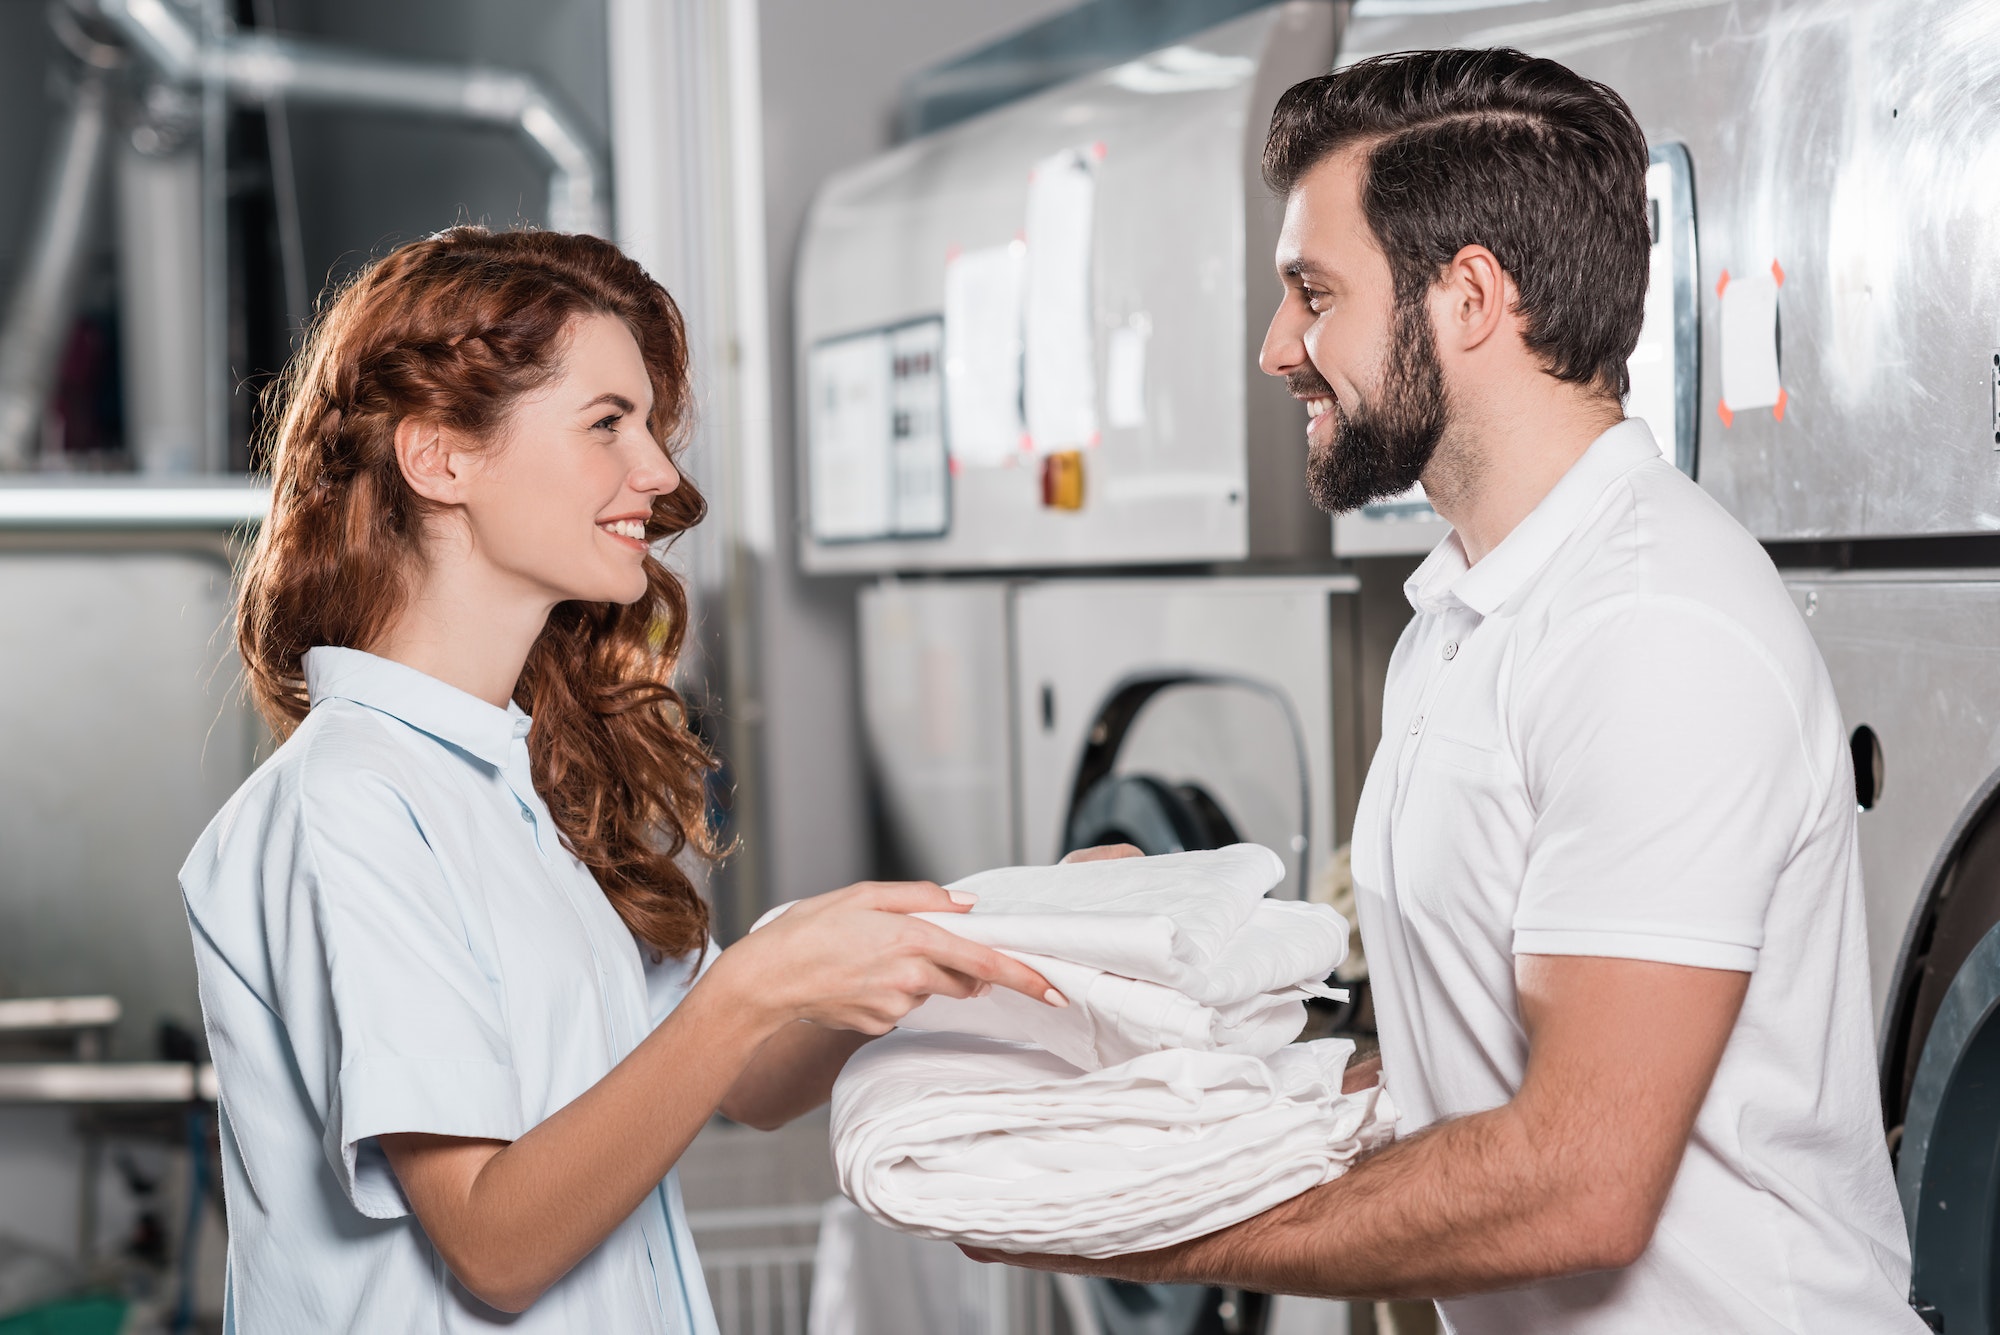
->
<box><xmin>1442</xmin><ymin>641</ymin><xmax>1458</xmax><ymax>661</ymax></box>
<box><xmin>519</xmin><ymin>807</ymin><xmax>533</xmax><ymax>823</ymax></box>
<box><xmin>1410</xmin><ymin>715</ymin><xmax>1423</xmax><ymax>735</ymax></box>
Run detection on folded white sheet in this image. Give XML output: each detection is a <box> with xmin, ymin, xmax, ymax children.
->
<box><xmin>753</xmin><ymin>845</ymin><xmax>1353</xmax><ymax>1072</ymax></box>
<box><xmin>831</xmin><ymin>1031</ymin><xmax>1396</xmax><ymax>1257</ymax></box>
<box><xmin>903</xmin><ymin>844</ymin><xmax>1350</xmax><ymax>1070</ymax></box>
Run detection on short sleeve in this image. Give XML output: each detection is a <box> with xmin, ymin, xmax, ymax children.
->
<box><xmin>291</xmin><ymin>763</ymin><xmax>526</xmax><ymax>1219</ymax></box>
<box><xmin>1511</xmin><ymin>600</ymin><xmax>1816</xmax><ymax>972</ymax></box>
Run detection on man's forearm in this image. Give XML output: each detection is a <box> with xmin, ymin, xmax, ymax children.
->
<box><xmin>1117</xmin><ymin>1103</ymin><xmax>1640</xmax><ymax>1301</ymax></box>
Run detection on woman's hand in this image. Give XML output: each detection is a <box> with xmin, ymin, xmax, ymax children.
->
<box><xmin>706</xmin><ymin>880</ymin><xmax>1065</xmax><ymax>1037</ymax></box>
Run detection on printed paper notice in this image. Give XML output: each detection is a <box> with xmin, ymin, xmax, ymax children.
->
<box><xmin>807</xmin><ymin>332</ymin><xmax>891</xmax><ymax>542</ymax></box>
<box><xmin>1023</xmin><ymin>148</ymin><xmax>1099</xmax><ymax>453</ymax></box>
<box><xmin>1720</xmin><ymin>267</ymin><xmax>1781</xmax><ymax>412</ymax></box>
<box><xmin>943</xmin><ymin>243</ymin><xmax>1025</xmax><ymax>467</ymax></box>
<box><xmin>1105</xmin><ymin>315</ymin><xmax>1150</xmax><ymax>429</ymax></box>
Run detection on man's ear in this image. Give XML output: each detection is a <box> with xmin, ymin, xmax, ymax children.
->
<box><xmin>1433</xmin><ymin>243</ymin><xmax>1515</xmax><ymax>356</ymax></box>
<box><xmin>394</xmin><ymin>417</ymin><xmax>473</xmax><ymax>505</ymax></box>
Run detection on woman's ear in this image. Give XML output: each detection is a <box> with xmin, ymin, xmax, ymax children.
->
<box><xmin>394</xmin><ymin>417</ymin><xmax>473</xmax><ymax>505</ymax></box>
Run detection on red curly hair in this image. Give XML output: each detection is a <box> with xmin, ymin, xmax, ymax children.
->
<box><xmin>237</xmin><ymin>227</ymin><xmax>718</xmax><ymax>958</ymax></box>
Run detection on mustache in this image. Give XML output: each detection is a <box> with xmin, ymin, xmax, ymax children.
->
<box><xmin>1286</xmin><ymin>367</ymin><xmax>1335</xmax><ymax>401</ymax></box>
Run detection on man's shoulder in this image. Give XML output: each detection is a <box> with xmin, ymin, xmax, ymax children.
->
<box><xmin>1534</xmin><ymin>460</ymin><xmax>1805</xmax><ymax>651</ymax></box>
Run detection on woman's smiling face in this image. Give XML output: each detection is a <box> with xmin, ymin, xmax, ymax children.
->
<box><xmin>453</xmin><ymin>311</ymin><xmax>679</xmax><ymax>608</ymax></box>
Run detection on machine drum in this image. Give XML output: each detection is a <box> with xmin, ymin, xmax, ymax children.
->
<box><xmin>1065</xmin><ymin>773</ymin><xmax>1240</xmax><ymax>858</ymax></box>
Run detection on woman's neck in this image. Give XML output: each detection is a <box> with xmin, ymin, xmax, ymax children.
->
<box><xmin>369</xmin><ymin>544</ymin><xmax>554</xmax><ymax>708</ymax></box>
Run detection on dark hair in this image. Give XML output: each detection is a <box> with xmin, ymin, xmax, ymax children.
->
<box><xmin>239</xmin><ymin>227</ymin><xmax>719</xmax><ymax>959</ymax></box>
<box><xmin>1263</xmin><ymin>47</ymin><xmax>1650</xmax><ymax>398</ymax></box>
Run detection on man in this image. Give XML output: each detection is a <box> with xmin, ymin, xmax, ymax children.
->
<box><xmin>981</xmin><ymin>48</ymin><xmax>1922</xmax><ymax>1333</ymax></box>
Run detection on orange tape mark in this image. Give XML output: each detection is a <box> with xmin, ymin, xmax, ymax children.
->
<box><xmin>1716</xmin><ymin>268</ymin><xmax>1731</xmax><ymax>299</ymax></box>
<box><xmin>1717</xmin><ymin>399</ymin><xmax>1735</xmax><ymax>428</ymax></box>
<box><xmin>1774</xmin><ymin>386</ymin><xmax>1789</xmax><ymax>421</ymax></box>
<box><xmin>1771</xmin><ymin>259</ymin><xmax>1786</xmax><ymax>287</ymax></box>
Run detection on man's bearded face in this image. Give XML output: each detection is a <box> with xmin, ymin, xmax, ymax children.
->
<box><xmin>1293</xmin><ymin>290</ymin><xmax>1450</xmax><ymax>514</ymax></box>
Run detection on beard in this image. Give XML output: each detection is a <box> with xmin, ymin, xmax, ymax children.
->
<box><xmin>1295</xmin><ymin>294</ymin><xmax>1450</xmax><ymax>515</ymax></box>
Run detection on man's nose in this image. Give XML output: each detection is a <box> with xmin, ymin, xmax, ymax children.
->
<box><xmin>1259</xmin><ymin>299</ymin><xmax>1307</xmax><ymax>379</ymax></box>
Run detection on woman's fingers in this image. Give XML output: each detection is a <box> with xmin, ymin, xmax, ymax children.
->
<box><xmin>907</xmin><ymin>923</ymin><xmax>1066</xmax><ymax>1007</ymax></box>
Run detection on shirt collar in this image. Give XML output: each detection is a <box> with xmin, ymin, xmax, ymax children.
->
<box><xmin>1404</xmin><ymin>417</ymin><xmax>1662</xmax><ymax>618</ymax></box>
<box><xmin>304</xmin><ymin>646</ymin><xmax>529</xmax><ymax>770</ymax></box>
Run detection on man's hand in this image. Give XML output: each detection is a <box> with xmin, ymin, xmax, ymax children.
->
<box><xmin>1061</xmin><ymin>843</ymin><xmax>1144</xmax><ymax>864</ymax></box>
<box><xmin>1341</xmin><ymin>1054</ymin><xmax>1381</xmax><ymax>1095</ymax></box>
<box><xmin>968</xmin><ymin>955</ymin><xmax>1748</xmax><ymax>1302</ymax></box>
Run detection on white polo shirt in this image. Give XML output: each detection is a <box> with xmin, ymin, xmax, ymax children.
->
<box><xmin>1350</xmin><ymin>420</ymin><xmax>1923</xmax><ymax>1333</ymax></box>
<box><xmin>181</xmin><ymin>647</ymin><xmax>719</xmax><ymax>1334</ymax></box>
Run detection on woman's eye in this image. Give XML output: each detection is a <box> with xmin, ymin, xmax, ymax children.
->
<box><xmin>592</xmin><ymin>414</ymin><xmax>620</xmax><ymax>432</ymax></box>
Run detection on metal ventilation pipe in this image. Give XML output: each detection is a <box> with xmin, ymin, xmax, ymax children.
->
<box><xmin>0</xmin><ymin>71</ymin><xmax>114</xmax><ymax>470</ymax></box>
<box><xmin>97</xmin><ymin>0</ymin><xmax>610</xmax><ymax>236</ymax></box>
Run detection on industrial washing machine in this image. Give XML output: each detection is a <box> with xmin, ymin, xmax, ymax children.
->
<box><xmin>813</xmin><ymin>0</ymin><xmax>2000</xmax><ymax>1327</ymax></box>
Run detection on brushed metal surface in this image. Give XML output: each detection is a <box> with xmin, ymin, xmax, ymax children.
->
<box><xmin>796</xmin><ymin>3</ymin><xmax>1339</xmax><ymax>573</ymax></box>
<box><xmin>856</xmin><ymin>579</ymin><xmax>1019</xmax><ymax>882</ymax></box>
<box><xmin>1340</xmin><ymin>0</ymin><xmax>2000</xmax><ymax>542</ymax></box>
<box><xmin>1781</xmin><ymin>572</ymin><xmax>2000</xmax><ymax>1031</ymax></box>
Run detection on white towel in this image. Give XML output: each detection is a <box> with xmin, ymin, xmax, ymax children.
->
<box><xmin>904</xmin><ymin>844</ymin><xmax>1350</xmax><ymax>1071</ymax></box>
<box><xmin>831</xmin><ymin>1031</ymin><xmax>1396</xmax><ymax>1257</ymax></box>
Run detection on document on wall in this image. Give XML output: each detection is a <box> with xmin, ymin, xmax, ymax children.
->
<box><xmin>1105</xmin><ymin>313</ymin><xmax>1150</xmax><ymax>430</ymax></box>
<box><xmin>1023</xmin><ymin>147</ymin><xmax>1099</xmax><ymax>454</ymax></box>
<box><xmin>887</xmin><ymin>319</ymin><xmax>949</xmax><ymax>536</ymax></box>
<box><xmin>807</xmin><ymin>319</ymin><xmax>950</xmax><ymax>543</ymax></box>
<box><xmin>807</xmin><ymin>331</ymin><xmax>894</xmax><ymax>542</ymax></box>
<box><xmin>942</xmin><ymin>243</ymin><xmax>1026</xmax><ymax>467</ymax></box>
<box><xmin>1719</xmin><ymin>265</ymin><xmax>1782</xmax><ymax>413</ymax></box>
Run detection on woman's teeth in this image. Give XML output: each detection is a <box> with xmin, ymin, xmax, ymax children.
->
<box><xmin>601</xmin><ymin>519</ymin><xmax>647</xmax><ymax>541</ymax></box>
<box><xmin>1304</xmin><ymin>397</ymin><xmax>1334</xmax><ymax>419</ymax></box>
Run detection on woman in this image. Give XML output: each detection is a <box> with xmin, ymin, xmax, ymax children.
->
<box><xmin>182</xmin><ymin>227</ymin><xmax>1062</xmax><ymax>1332</ymax></box>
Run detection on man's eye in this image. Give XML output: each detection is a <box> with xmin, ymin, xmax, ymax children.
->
<box><xmin>1303</xmin><ymin>288</ymin><xmax>1329</xmax><ymax>313</ymax></box>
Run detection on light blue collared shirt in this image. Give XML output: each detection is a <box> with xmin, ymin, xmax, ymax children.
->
<box><xmin>182</xmin><ymin>647</ymin><xmax>719</xmax><ymax>1334</ymax></box>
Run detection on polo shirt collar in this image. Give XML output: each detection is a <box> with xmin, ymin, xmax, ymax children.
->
<box><xmin>1405</xmin><ymin>417</ymin><xmax>1662</xmax><ymax>618</ymax></box>
<box><xmin>304</xmin><ymin>646</ymin><xmax>529</xmax><ymax>770</ymax></box>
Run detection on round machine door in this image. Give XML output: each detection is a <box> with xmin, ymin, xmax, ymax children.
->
<box><xmin>1897</xmin><ymin>916</ymin><xmax>2000</xmax><ymax>1332</ymax></box>
<box><xmin>1884</xmin><ymin>776</ymin><xmax>2000</xmax><ymax>1334</ymax></box>
<box><xmin>1062</xmin><ymin>676</ymin><xmax>1311</xmax><ymax>1335</ymax></box>
<box><xmin>1062</xmin><ymin>676</ymin><xmax>1308</xmax><ymax>894</ymax></box>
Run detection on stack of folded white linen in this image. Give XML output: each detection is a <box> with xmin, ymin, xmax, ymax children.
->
<box><xmin>800</xmin><ymin>844</ymin><xmax>1397</xmax><ymax>1257</ymax></box>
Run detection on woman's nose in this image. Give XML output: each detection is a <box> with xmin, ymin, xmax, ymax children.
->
<box><xmin>631</xmin><ymin>438</ymin><xmax>681</xmax><ymax>497</ymax></box>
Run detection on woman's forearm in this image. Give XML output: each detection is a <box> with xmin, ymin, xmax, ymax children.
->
<box><xmin>719</xmin><ymin>1020</ymin><xmax>873</xmax><ymax>1130</ymax></box>
<box><xmin>381</xmin><ymin>972</ymin><xmax>782</xmax><ymax>1312</ymax></box>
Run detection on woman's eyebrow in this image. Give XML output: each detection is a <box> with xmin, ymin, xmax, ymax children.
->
<box><xmin>579</xmin><ymin>392</ymin><xmax>640</xmax><ymax>415</ymax></box>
